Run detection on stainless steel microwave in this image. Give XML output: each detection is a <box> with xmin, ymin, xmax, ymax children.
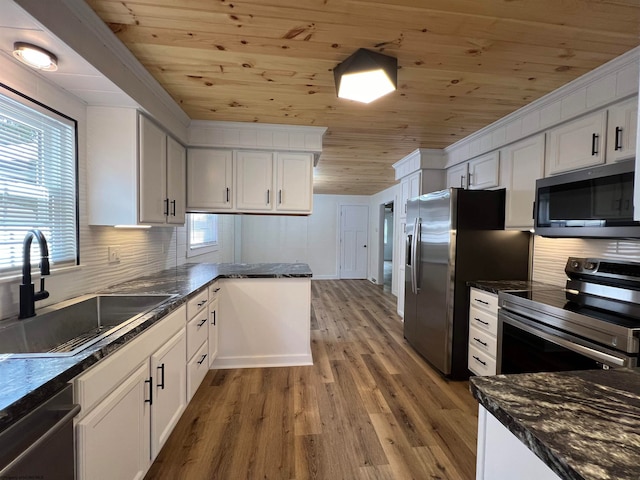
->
<box><xmin>534</xmin><ymin>159</ymin><xmax>640</xmax><ymax>238</ymax></box>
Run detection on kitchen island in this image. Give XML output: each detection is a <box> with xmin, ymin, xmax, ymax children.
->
<box><xmin>470</xmin><ymin>368</ymin><xmax>640</xmax><ymax>480</ymax></box>
<box><xmin>0</xmin><ymin>262</ymin><xmax>312</xmax><ymax>433</ymax></box>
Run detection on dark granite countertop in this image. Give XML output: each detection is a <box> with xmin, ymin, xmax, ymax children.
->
<box><xmin>0</xmin><ymin>263</ymin><xmax>312</xmax><ymax>432</ymax></box>
<box><xmin>470</xmin><ymin>369</ymin><xmax>640</xmax><ymax>480</ymax></box>
<box><xmin>467</xmin><ymin>279</ymin><xmax>558</xmax><ymax>295</ymax></box>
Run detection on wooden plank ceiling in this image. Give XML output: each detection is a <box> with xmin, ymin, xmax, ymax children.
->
<box><xmin>86</xmin><ymin>0</ymin><xmax>640</xmax><ymax>195</ymax></box>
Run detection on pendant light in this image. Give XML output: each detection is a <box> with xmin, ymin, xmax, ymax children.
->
<box><xmin>334</xmin><ymin>48</ymin><xmax>397</xmax><ymax>103</ymax></box>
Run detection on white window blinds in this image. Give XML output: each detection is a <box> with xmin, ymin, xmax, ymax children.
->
<box><xmin>0</xmin><ymin>87</ymin><xmax>77</xmax><ymax>273</ymax></box>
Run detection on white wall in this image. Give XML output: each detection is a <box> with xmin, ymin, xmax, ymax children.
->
<box><xmin>0</xmin><ymin>52</ymin><xmax>233</xmax><ymax>320</ymax></box>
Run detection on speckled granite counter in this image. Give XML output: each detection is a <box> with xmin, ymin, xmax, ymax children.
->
<box><xmin>467</xmin><ymin>279</ymin><xmax>558</xmax><ymax>294</ymax></box>
<box><xmin>470</xmin><ymin>369</ymin><xmax>640</xmax><ymax>480</ymax></box>
<box><xmin>0</xmin><ymin>263</ymin><xmax>312</xmax><ymax>432</ymax></box>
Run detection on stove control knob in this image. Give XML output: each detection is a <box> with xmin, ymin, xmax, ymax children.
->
<box><xmin>585</xmin><ymin>262</ymin><xmax>596</xmax><ymax>270</ymax></box>
<box><xmin>571</xmin><ymin>260</ymin><xmax>581</xmax><ymax>269</ymax></box>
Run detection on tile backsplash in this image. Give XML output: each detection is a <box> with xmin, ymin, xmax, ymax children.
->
<box><xmin>532</xmin><ymin>236</ymin><xmax>640</xmax><ymax>286</ymax></box>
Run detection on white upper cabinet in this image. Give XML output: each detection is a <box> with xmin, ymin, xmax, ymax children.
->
<box><xmin>399</xmin><ymin>171</ymin><xmax>421</xmax><ymax>217</ymax></box>
<box><xmin>276</xmin><ymin>152</ymin><xmax>313</xmax><ymax>212</ymax></box>
<box><xmin>235</xmin><ymin>151</ymin><xmax>274</xmax><ymax>211</ymax></box>
<box><xmin>545</xmin><ymin>110</ymin><xmax>607</xmax><ymax>175</ymax></box>
<box><xmin>446</xmin><ymin>162</ymin><xmax>468</xmax><ymax>189</ymax></box>
<box><xmin>187</xmin><ymin>149</ymin><xmax>233</xmax><ymax>210</ymax></box>
<box><xmin>87</xmin><ymin>107</ymin><xmax>186</xmax><ymax>226</ymax></box>
<box><xmin>468</xmin><ymin>151</ymin><xmax>500</xmax><ymax>190</ymax></box>
<box><xmin>501</xmin><ymin>134</ymin><xmax>545</xmax><ymax>229</ymax></box>
<box><xmin>607</xmin><ymin>97</ymin><xmax>638</xmax><ymax>163</ymax></box>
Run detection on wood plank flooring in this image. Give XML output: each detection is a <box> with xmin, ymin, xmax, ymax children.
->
<box><xmin>145</xmin><ymin>280</ymin><xmax>478</xmax><ymax>480</ymax></box>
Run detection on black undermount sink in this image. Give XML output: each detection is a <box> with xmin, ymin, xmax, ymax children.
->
<box><xmin>0</xmin><ymin>294</ymin><xmax>175</xmax><ymax>358</ymax></box>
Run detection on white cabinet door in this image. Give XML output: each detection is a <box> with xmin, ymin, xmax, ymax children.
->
<box><xmin>187</xmin><ymin>149</ymin><xmax>233</xmax><ymax>210</ymax></box>
<box><xmin>468</xmin><ymin>151</ymin><xmax>499</xmax><ymax>190</ymax></box>
<box><xmin>76</xmin><ymin>362</ymin><xmax>151</xmax><ymax>480</ymax></box>
<box><xmin>139</xmin><ymin>115</ymin><xmax>168</xmax><ymax>224</ymax></box>
<box><xmin>276</xmin><ymin>152</ymin><xmax>313</xmax><ymax>213</ymax></box>
<box><xmin>150</xmin><ymin>328</ymin><xmax>187</xmax><ymax>459</ymax></box>
<box><xmin>545</xmin><ymin>110</ymin><xmax>607</xmax><ymax>175</ymax></box>
<box><xmin>166</xmin><ymin>136</ymin><xmax>186</xmax><ymax>225</ymax></box>
<box><xmin>408</xmin><ymin>171</ymin><xmax>421</xmax><ymax>199</ymax></box>
<box><xmin>446</xmin><ymin>163</ymin><xmax>468</xmax><ymax>188</ymax></box>
<box><xmin>400</xmin><ymin>177</ymin><xmax>410</xmax><ymax>217</ymax></box>
<box><xmin>235</xmin><ymin>151</ymin><xmax>274</xmax><ymax>211</ymax></box>
<box><xmin>502</xmin><ymin>134</ymin><xmax>545</xmax><ymax>229</ymax></box>
<box><xmin>607</xmin><ymin>97</ymin><xmax>638</xmax><ymax>163</ymax></box>
<box><xmin>208</xmin><ymin>297</ymin><xmax>219</xmax><ymax>367</ymax></box>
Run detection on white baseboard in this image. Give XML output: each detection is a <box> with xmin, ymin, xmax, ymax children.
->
<box><xmin>211</xmin><ymin>353</ymin><xmax>313</xmax><ymax>369</ymax></box>
<box><xmin>311</xmin><ymin>275</ymin><xmax>339</xmax><ymax>280</ymax></box>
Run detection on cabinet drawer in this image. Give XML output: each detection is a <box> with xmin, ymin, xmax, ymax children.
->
<box><xmin>469</xmin><ymin>288</ymin><xmax>498</xmax><ymax>314</ymax></box>
<box><xmin>208</xmin><ymin>281</ymin><xmax>221</xmax><ymax>301</ymax></box>
<box><xmin>187</xmin><ymin>289</ymin><xmax>209</xmax><ymax>320</ymax></box>
<box><xmin>468</xmin><ymin>325</ymin><xmax>497</xmax><ymax>358</ymax></box>
<box><xmin>468</xmin><ymin>344</ymin><xmax>497</xmax><ymax>376</ymax></box>
<box><xmin>187</xmin><ymin>341</ymin><xmax>209</xmax><ymax>400</ymax></box>
<box><xmin>186</xmin><ymin>309</ymin><xmax>209</xmax><ymax>359</ymax></box>
<box><xmin>469</xmin><ymin>305</ymin><xmax>498</xmax><ymax>336</ymax></box>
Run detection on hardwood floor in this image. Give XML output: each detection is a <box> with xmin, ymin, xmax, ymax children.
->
<box><xmin>145</xmin><ymin>280</ymin><xmax>478</xmax><ymax>480</ymax></box>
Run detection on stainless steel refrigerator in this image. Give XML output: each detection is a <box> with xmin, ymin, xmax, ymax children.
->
<box><xmin>404</xmin><ymin>188</ymin><xmax>530</xmax><ymax>379</ymax></box>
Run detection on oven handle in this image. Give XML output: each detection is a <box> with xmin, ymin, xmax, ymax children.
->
<box><xmin>500</xmin><ymin>310</ymin><xmax>628</xmax><ymax>367</ymax></box>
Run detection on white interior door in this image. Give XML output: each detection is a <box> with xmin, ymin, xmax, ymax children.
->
<box><xmin>340</xmin><ymin>205</ymin><xmax>369</xmax><ymax>279</ymax></box>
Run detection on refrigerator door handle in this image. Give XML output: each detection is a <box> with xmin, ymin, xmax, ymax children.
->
<box><xmin>406</xmin><ymin>234</ymin><xmax>412</xmax><ymax>268</ymax></box>
<box><xmin>411</xmin><ymin>218</ymin><xmax>420</xmax><ymax>293</ymax></box>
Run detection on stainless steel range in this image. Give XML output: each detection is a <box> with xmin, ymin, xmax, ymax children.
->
<box><xmin>497</xmin><ymin>257</ymin><xmax>640</xmax><ymax>374</ymax></box>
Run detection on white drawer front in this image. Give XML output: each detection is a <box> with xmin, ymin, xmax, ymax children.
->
<box><xmin>469</xmin><ymin>305</ymin><xmax>498</xmax><ymax>336</ymax></box>
<box><xmin>468</xmin><ymin>325</ymin><xmax>497</xmax><ymax>358</ymax></box>
<box><xmin>208</xmin><ymin>281</ymin><xmax>221</xmax><ymax>301</ymax></box>
<box><xmin>187</xmin><ymin>341</ymin><xmax>209</xmax><ymax>401</ymax></box>
<box><xmin>186</xmin><ymin>310</ymin><xmax>209</xmax><ymax>359</ymax></box>
<box><xmin>469</xmin><ymin>288</ymin><xmax>498</xmax><ymax>314</ymax></box>
<box><xmin>468</xmin><ymin>344</ymin><xmax>497</xmax><ymax>376</ymax></box>
<box><xmin>187</xmin><ymin>289</ymin><xmax>209</xmax><ymax>320</ymax></box>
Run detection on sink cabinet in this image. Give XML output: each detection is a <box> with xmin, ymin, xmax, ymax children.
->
<box><xmin>74</xmin><ymin>306</ymin><xmax>186</xmax><ymax>480</ymax></box>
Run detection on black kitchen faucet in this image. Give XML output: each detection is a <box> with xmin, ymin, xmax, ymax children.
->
<box><xmin>19</xmin><ymin>229</ymin><xmax>50</xmax><ymax>318</ymax></box>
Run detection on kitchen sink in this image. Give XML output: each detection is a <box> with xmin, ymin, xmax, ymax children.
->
<box><xmin>0</xmin><ymin>294</ymin><xmax>175</xmax><ymax>358</ymax></box>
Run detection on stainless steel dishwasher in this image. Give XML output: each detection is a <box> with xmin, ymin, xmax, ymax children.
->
<box><xmin>0</xmin><ymin>384</ymin><xmax>80</xmax><ymax>479</ymax></box>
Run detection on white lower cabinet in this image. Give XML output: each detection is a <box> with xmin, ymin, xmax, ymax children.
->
<box><xmin>76</xmin><ymin>362</ymin><xmax>150</xmax><ymax>480</ymax></box>
<box><xmin>208</xmin><ymin>296</ymin><xmax>219</xmax><ymax>367</ymax></box>
<box><xmin>187</xmin><ymin>341</ymin><xmax>209</xmax><ymax>399</ymax></box>
<box><xmin>74</xmin><ymin>306</ymin><xmax>187</xmax><ymax>480</ymax></box>
<box><xmin>468</xmin><ymin>288</ymin><xmax>499</xmax><ymax>376</ymax></box>
<box><xmin>150</xmin><ymin>329</ymin><xmax>187</xmax><ymax>458</ymax></box>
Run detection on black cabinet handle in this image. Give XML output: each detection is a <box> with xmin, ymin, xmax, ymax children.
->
<box><xmin>197</xmin><ymin>354</ymin><xmax>208</xmax><ymax>365</ymax></box>
<box><xmin>197</xmin><ymin>300</ymin><xmax>206</xmax><ymax>307</ymax></box>
<box><xmin>472</xmin><ymin>355</ymin><xmax>487</xmax><ymax>366</ymax></box>
<box><xmin>278</xmin><ymin>189</ymin><xmax>283</xmax><ymax>205</ymax></box>
<box><xmin>211</xmin><ymin>310</ymin><xmax>216</xmax><ymax>326</ymax></box>
<box><xmin>157</xmin><ymin>364</ymin><xmax>165</xmax><ymax>389</ymax></box>
<box><xmin>144</xmin><ymin>377</ymin><xmax>153</xmax><ymax>404</ymax></box>
<box><xmin>591</xmin><ymin>133</ymin><xmax>599</xmax><ymax>156</ymax></box>
<box><xmin>473</xmin><ymin>337</ymin><xmax>488</xmax><ymax>347</ymax></box>
<box><xmin>171</xmin><ymin>199</ymin><xmax>176</xmax><ymax>216</ymax></box>
<box><xmin>198</xmin><ymin>318</ymin><xmax>207</xmax><ymax>327</ymax></box>
<box><xmin>474</xmin><ymin>317</ymin><xmax>489</xmax><ymax>326</ymax></box>
<box><xmin>267</xmin><ymin>189</ymin><xmax>270</xmax><ymax>205</ymax></box>
<box><xmin>226</xmin><ymin>187</ymin><xmax>230</xmax><ymax>203</ymax></box>
<box><xmin>474</xmin><ymin>299</ymin><xmax>489</xmax><ymax>305</ymax></box>
<box><xmin>213</xmin><ymin>287</ymin><xmax>220</xmax><ymax>293</ymax></box>
<box><xmin>615</xmin><ymin>127</ymin><xmax>623</xmax><ymax>151</ymax></box>
<box><xmin>164</xmin><ymin>198</ymin><xmax>169</xmax><ymax>216</ymax></box>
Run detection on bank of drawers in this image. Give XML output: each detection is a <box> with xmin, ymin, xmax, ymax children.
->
<box><xmin>468</xmin><ymin>288</ymin><xmax>498</xmax><ymax>376</ymax></box>
<box><xmin>186</xmin><ymin>287</ymin><xmax>209</xmax><ymax>400</ymax></box>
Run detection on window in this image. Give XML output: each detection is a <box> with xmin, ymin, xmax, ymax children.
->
<box><xmin>186</xmin><ymin>213</ymin><xmax>219</xmax><ymax>257</ymax></box>
<box><xmin>0</xmin><ymin>85</ymin><xmax>78</xmax><ymax>274</ymax></box>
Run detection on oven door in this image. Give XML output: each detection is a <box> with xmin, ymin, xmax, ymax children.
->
<box><xmin>497</xmin><ymin>309</ymin><xmax>637</xmax><ymax>374</ymax></box>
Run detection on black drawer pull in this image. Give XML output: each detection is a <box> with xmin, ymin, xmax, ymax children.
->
<box><xmin>473</xmin><ymin>337</ymin><xmax>488</xmax><ymax>347</ymax></box>
<box><xmin>157</xmin><ymin>364</ymin><xmax>165</xmax><ymax>389</ymax></box>
<box><xmin>474</xmin><ymin>317</ymin><xmax>489</xmax><ymax>326</ymax></box>
<box><xmin>197</xmin><ymin>300</ymin><xmax>207</xmax><ymax>307</ymax></box>
<box><xmin>473</xmin><ymin>355</ymin><xmax>487</xmax><ymax>366</ymax></box>
<box><xmin>197</xmin><ymin>354</ymin><xmax>208</xmax><ymax>365</ymax></box>
<box><xmin>197</xmin><ymin>318</ymin><xmax>207</xmax><ymax>327</ymax></box>
<box><xmin>591</xmin><ymin>133</ymin><xmax>599</xmax><ymax>156</ymax></box>
<box><xmin>474</xmin><ymin>299</ymin><xmax>489</xmax><ymax>305</ymax></box>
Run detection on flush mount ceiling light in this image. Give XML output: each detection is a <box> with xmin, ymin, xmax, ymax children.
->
<box><xmin>13</xmin><ymin>42</ymin><xmax>58</xmax><ymax>71</ymax></box>
<box><xmin>334</xmin><ymin>48</ymin><xmax>397</xmax><ymax>103</ymax></box>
